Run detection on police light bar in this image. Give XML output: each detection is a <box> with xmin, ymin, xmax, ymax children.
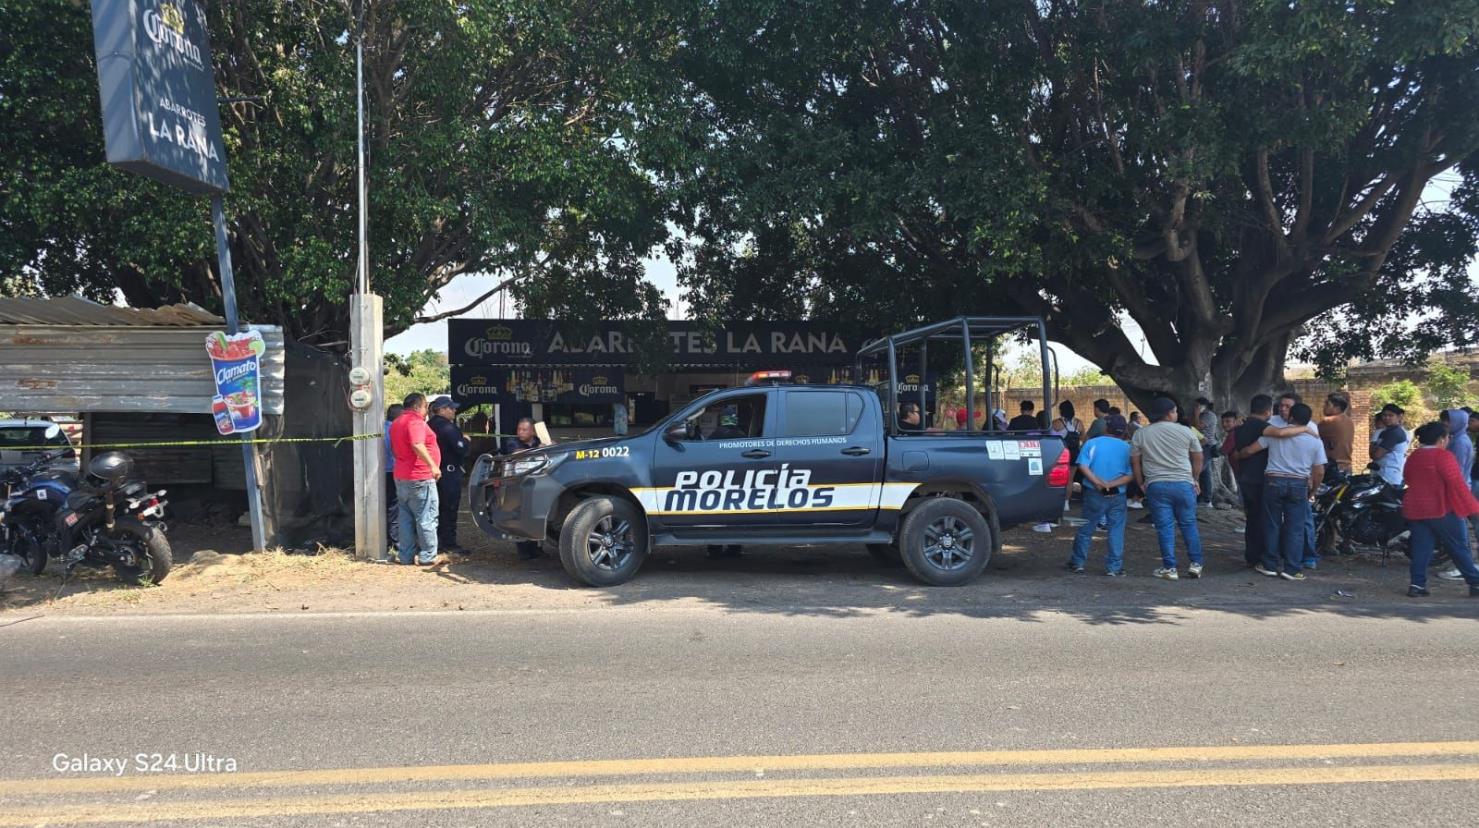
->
<box><xmin>745</xmin><ymin>370</ymin><xmax>792</xmax><ymax>386</ymax></box>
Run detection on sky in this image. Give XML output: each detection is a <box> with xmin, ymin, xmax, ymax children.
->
<box><xmin>384</xmin><ymin>254</ymin><xmax>1115</xmax><ymax>375</ymax></box>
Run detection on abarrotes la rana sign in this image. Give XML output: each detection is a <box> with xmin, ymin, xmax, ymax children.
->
<box><xmin>91</xmin><ymin>0</ymin><xmax>230</xmax><ymax>194</ymax></box>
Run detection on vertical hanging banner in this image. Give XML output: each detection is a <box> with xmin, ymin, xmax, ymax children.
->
<box><xmin>90</xmin><ymin>0</ymin><xmax>230</xmax><ymax>193</ymax></box>
<box><xmin>206</xmin><ymin>331</ymin><xmax>265</xmax><ymax>434</ymax></box>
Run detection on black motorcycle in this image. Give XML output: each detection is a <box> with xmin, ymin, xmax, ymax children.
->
<box><xmin>40</xmin><ymin>452</ymin><xmax>172</xmax><ymax>585</ymax></box>
<box><xmin>1313</xmin><ymin>465</ymin><xmax>1418</xmax><ymax>563</ymax></box>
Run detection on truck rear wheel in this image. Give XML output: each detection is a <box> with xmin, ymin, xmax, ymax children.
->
<box><xmin>558</xmin><ymin>496</ymin><xmax>648</xmax><ymax>587</ymax></box>
<box><xmin>899</xmin><ymin>498</ymin><xmax>991</xmax><ymax>586</ymax></box>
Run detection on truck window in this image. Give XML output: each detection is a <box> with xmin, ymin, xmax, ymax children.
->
<box><xmin>679</xmin><ymin>394</ymin><xmax>767</xmax><ymax>441</ymax></box>
<box><xmin>783</xmin><ymin>390</ymin><xmax>863</xmax><ymax>437</ymax></box>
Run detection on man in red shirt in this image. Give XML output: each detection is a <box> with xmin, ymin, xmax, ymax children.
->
<box><xmin>389</xmin><ymin>393</ymin><xmax>443</xmax><ymax>565</ymax></box>
<box><xmin>1401</xmin><ymin>421</ymin><xmax>1479</xmax><ymax>598</ymax></box>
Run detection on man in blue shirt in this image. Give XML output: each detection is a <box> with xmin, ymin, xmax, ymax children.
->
<box><xmin>1068</xmin><ymin>414</ymin><xmax>1135</xmax><ymax>576</ymax></box>
<box><xmin>384</xmin><ymin>404</ymin><xmax>403</xmax><ymax>557</ymax></box>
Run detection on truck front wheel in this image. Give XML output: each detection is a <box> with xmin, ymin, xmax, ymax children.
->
<box><xmin>558</xmin><ymin>496</ymin><xmax>648</xmax><ymax>587</ymax></box>
<box><xmin>899</xmin><ymin>498</ymin><xmax>991</xmax><ymax>586</ymax></box>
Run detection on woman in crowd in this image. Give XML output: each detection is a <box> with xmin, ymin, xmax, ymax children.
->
<box><xmin>1401</xmin><ymin>421</ymin><xmax>1479</xmax><ymax>598</ymax></box>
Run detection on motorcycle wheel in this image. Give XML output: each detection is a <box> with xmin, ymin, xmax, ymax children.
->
<box><xmin>108</xmin><ymin>518</ymin><xmax>173</xmax><ymax>586</ymax></box>
<box><xmin>10</xmin><ymin>516</ymin><xmax>50</xmax><ymax>576</ymax></box>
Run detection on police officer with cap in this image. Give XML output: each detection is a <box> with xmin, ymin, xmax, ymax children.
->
<box><xmin>428</xmin><ymin>395</ymin><xmax>468</xmax><ymax>555</ymax></box>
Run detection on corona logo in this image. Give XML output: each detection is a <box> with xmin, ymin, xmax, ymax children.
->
<box><xmin>905</xmin><ymin>373</ymin><xmax>921</xmax><ymax>383</ymax></box>
<box><xmin>591</xmin><ymin>376</ymin><xmax>608</xmax><ymax>385</ymax></box>
<box><xmin>143</xmin><ymin>1</ymin><xmax>203</xmax><ymax>67</ymax></box>
<box><xmin>159</xmin><ymin>2</ymin><xmax>185</xmax><ymax>33</ymax></box>
<box><xmin>469</xmin><ymin>375</ymin><xmax>487</xmax><ymax>385</ymax></box>
<box><xmin>485</xmin><ymin>325</ymin><xmax>513</xmax><ymax>341</ymax></box>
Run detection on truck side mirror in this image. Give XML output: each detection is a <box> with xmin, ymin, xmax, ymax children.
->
<box><xmin>664</xmin><ymin>423</ymin><xmax>688</xmax><ymax>443</ymax></box>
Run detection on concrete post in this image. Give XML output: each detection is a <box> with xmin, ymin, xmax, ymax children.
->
<box><xmin>350</xmin><ymin>294</ymin><xmax>386</xmax><ymax>560</ymax></box>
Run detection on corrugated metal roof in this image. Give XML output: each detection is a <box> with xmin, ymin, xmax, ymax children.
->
<box><xmin>0</xmin><ymin>296</ymin><xmax>224</xmax><ymax>327</ymax></box>
<box><xmin>0</xmin><ymin>325</ymin><xmax>286</xmax><ymax>415</ymax></box>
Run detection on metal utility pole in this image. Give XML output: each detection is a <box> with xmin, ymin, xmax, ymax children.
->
<box><xmin>212</xmin><ymin>196</ymin><xmax>267</xmax><ymax>552</ymax></box>
<box><xmin>349</xmin><ymin>0</ymin><xmax>387</xmax><ymax>560</ymax></box>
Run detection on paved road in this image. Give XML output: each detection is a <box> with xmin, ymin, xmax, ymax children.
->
<box><xmin>1</xmin><ymin>602</ymin><xmax>1477</xmax><ymax>825</ymax></box>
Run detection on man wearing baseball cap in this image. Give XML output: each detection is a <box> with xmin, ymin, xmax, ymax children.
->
<box><xmin>428</xmin><ymin>395</ymin><xmax>469</xmax><ymax>556</ymax></box>
<box><xmin>1371</xmin><ymin>403</ymin><xmax>1409</xmax><ymax>486</ymax></box>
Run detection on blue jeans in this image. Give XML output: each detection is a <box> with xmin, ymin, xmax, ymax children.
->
<box><xmin>1409</xmin><ymin>514</ymin><xmax>1479</xmax><ymax>589</ymax></box>
<box><xmin>395</xmin><ymin>479</ymin><xmax>440</xmax><ymax>564</ymax></box>
<box><xmin>1145</xmin><ymin>481</ymin><xmax>1203</xmax><ymax>569</ymax></box>
<box><xmin>1071</xmin><ymin>489</ymin><xmax>1127</xmax><ymax>573</ymax></box>
<box><xmin>1262</xmin><ymin>477</ymin><xmax>1311</xmax><ymax>576</ymax></box>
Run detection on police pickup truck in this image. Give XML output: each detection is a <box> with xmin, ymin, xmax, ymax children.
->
<box><xmin>469</xmin><ymin>317</ymin><xmax>1070</xmax><ymax>587</ymax></box>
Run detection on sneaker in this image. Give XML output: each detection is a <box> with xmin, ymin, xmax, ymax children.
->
<box><xmin>1127</xmin><ymin>500</ymin><xmax>1144</xmax><ymax>510</ymax></box>
<box><xmin>1436</xmin><ymin>567</ymin><xmax>1464</xmax><ymax>581</ymax></box>
<box><xmin>1032</xmin><ymin>522</ymin><xmax>1054</xmax><ymax>534</ymax></box>
<box><xmin>1104</xmin><ymin>569</ymin><xmax>1127</xmax><ymax>578</ymax></box>
<box><xmin>1064</xmin><ymin>562</ymin><xmax>1085</xmax><ymax>574</ymax></box>
<box><xmin>1254</xmin><ymin>564</ymin><xmax>1279</xmax><ymax>578</ymax></box>
<box><xmin>1154</xmin><ymin>567</ymin><xmax>1179</xmax><ymax>581</ymax></box>
<box><xmin>1198</xmin><ymin>502</ymin><xmax>1212</xmax><ymax>509</ymax></box>
<box><xmin>1187</xmin><ymin>563</ymin><xmax>1203</xmax><ymax>579</ymax></box>
<box><xmin>1407</xmin><ymin>585</ymin><xmax>1430</xmax><ymax>597</ymax></box>
<box><xmin>1302</xmin><ymin>559</ymin><xmax>1318</xmax><ymax>571</ymax></box>
<box><xmin>1279</xmin><ymin>571</ymin><xmax>1306</xmax><ymax>581</ymax></box>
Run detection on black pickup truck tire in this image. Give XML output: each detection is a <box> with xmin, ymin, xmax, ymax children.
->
<box><xmin>558</xmin><ymin>496</ymin><xmax>648</xmax><ymax>587</ymax></box>
<box><xmin>898</xmin><ymin>498</ymin><xmax>991</xmax><ymax>587</ymax></box>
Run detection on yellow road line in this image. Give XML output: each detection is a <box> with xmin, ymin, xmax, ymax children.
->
<box><xmin>4</xmin><ymin>740</ymin><xmax>1478</xmax><ymax>796</ymax></box>
<box><xmin>1</xmin><ymin>763</ymin><xmax>1476</xmax><ymax>825</ymax></box>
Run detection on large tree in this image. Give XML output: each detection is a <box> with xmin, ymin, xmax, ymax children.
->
<box><xmin>1</xmin><ymin>0</ymin><xmax>677</xmax><ymax>345</ymax></box>
<box><xmin>657</xmin><ymin>0</ymin><xmax>1479</xmax><ymax>408</ymax></box>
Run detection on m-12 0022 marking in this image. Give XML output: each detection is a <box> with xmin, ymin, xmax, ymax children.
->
<box><xmin>573</xmin><ymin>446</ymin><xmax>630</xmax><ymax>460</ymax></box>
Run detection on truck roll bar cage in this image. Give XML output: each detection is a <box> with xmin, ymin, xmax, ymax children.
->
<box><xmin>855</xmin><ymin>316</ymin><xmax>1054</xmax><ymax>435</ymax></box>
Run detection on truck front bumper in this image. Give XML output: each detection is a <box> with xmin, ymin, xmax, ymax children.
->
<box><xmin>468</xmin><ymin>454</ymin><xmax>562</xmax><ymax>542</ymax></box>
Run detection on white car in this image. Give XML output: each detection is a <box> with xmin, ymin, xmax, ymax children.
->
<box><xmin>0</xmin><ymin>419</ymin><xmax>79</xmax><ymax>476</ymax></box>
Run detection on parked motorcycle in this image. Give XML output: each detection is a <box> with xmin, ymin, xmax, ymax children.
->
<box><xmin>4</xmin><ymin>448</ymin><xmax>172</xmax><ymax>585</ymax></box>
<box><xmin>0</xmin><ymin>443</ymin><xmax>75</xmax><ymax>576</ymax></box>
<box><xmin>1313</xmin><ymin>465</ymin><xmax>1419</xmax><ymax>564</ymax></box>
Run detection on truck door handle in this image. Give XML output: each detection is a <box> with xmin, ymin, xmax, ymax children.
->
<box><xmin>841</xmin><ymin>446</ymin><xmax>871</xmax><ymax>456</ymax></box>
<box><xmin>741</xmin><ymin>449</ymin><xmax>772</xmax><ymax>459</ymax></box>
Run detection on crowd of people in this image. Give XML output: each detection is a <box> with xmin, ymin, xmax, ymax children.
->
<box><xmin>1060</xmin><ymin>390</ymin><xmax>1479</xmax><ymax>598</ymax></box>
<box><xmin>378</xmin><ymin>385</ymin><xmax>1479</xmax><ymax>597</ymax></box>
<box><xmin>383</xmin><ymin>393</ymin><xmax>548</xmax><ymax>566</ymax></box>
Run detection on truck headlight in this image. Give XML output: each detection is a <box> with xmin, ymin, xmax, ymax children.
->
<box><xmin>508</xmin><ymin>453</ymin><xmax>568</xmax><ymax>477</ymax></box>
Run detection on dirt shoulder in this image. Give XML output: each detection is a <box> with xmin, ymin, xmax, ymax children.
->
<box><xmin>0</xmin><ymin>506</ymin><xmax>1468</xmax><ymax>620</ymax></box>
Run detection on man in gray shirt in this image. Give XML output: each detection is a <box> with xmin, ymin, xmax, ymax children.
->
<box><xmin>1253</xmin><ymin>403</ymin><xmax>1326</xmax><ymax>581</ymax></box>
<box><xmin>1131</xmin><ymin>397</ymin><xmax>1205</xmax><ymax>580</ymax></box>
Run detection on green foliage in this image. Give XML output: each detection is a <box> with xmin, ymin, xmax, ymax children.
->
<box><xmin>1371</xmin><ymin>379</ymin><xmax>1434</xmax><ymax>425</ymax></box>
<box><xmin>383</xmin><ymin>350</ymin><xmax>449</xmax><ymax>405</ymax></box>
<box><xmin>656</xmin><ymin>0</ymin><xmax>1479</xmax><ymax>409</ymax></box>
<box><xmin>1062</xmin><ymin>367</ymin><xmax>1113</xmax><ymax>387</ymax></box>
<box><xmin>1372</xmin><ymin>380</ymin><xmax>1422</xmax><ymax>412</ymax></box>
<box><xmin>1426</xmin><ymin>360</ymin><xmax>1475</xmax><ymax>410</ymax></box>
<box><xmin>1</xmin><ymin>0</ymin><xmax>680</xmax><ymax>345</ymax></box>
